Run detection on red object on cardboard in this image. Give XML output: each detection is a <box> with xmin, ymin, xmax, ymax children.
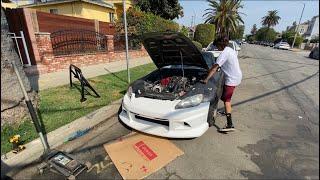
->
<box><xmin>134</xmin><ymin>141</ymin><xmax>158</xmax><ymax>160</ymax></box>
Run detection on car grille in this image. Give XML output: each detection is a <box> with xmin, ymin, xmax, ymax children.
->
<box><xmin>135</xmin><ymin>115</ymin><xmax>169</xmax><ymax>127</ymax></box>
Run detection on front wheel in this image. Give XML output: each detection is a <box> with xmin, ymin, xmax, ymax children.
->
<box><xmin>207</xmin><ymin>102</ymin><xmax>218</xmax><ymax>127</ymax></box>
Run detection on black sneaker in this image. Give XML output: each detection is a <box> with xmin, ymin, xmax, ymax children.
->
<box><xmin>219</xmin><ymin>124</ymin><xmax>236</xmax><ymax>132</ymax></box>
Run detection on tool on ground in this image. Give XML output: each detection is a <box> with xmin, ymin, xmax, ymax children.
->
<box><xmin>69</xmin><ymin>64</ymin><xmax>100</xmax><ymax>102</ymax></box>
<box><xmin>12</xmin><ymin>62</ymin><xmax>50</xmax><ymax>153</ymax></box>
<box><xmin>9</xmin><ymin>135</ymin><xmax>26</xmax><ymax>153</ymax></box>
<box><xmin>38</xmin><ymin>150</ymin><xmax>91</xmax><ymax>180</ymax></box>
<box><xmin>12</xmin><ymin>62</ymin><xmax>90</xmax><ymax>179</ymax></box>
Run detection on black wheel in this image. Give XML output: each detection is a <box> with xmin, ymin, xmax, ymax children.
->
<box><xmin>207</xmin><ymin>102</ymin><xmax>218</xmax><ymax>127</ymax></box>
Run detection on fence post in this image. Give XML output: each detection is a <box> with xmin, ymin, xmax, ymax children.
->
<box><xmin>20</xmin><ymin>31</ymin><xmax>32</xmax><ymax>66</ymax></box>
<box><xmin>106</xmin><ymin>35</ymin><xmax>114</xmax><ymax>53</ymax></box>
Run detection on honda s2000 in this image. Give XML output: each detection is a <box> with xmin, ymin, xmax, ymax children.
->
<box><xmin>119</xmin><ymin>32</ymin><xmax>224</xmax><ymax>138</ymax></box>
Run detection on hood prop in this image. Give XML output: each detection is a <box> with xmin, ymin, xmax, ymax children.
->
<box><xmin>179</xmin><ymin>50</ymin><xmax>186</xmax><ymax>89</ymax></box>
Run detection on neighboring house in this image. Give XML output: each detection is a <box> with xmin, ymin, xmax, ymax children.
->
<box><xmin>304</xmin><ymin>15</ymin><xmax>319</xmax><ymax>40</ymax></box>
<box><xmin>290</xmin><ymin>22</ymin><xmax>309</xmax><ymax>35</ymax></box>
<box><xmin>19</xmin><ymin>0</ymin><xmax>132</xmax><ymax>23</ymax></box>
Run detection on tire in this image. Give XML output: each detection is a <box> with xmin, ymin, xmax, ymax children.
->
<box><xmin>207</xmin><ymin>102</ymin><xmax>217</xmax><ymax>127</ymax></box>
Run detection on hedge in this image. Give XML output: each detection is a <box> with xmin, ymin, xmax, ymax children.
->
<box><xmin>192</xmin><ymin>41</ymin><xmax>202</xmax><ymax>51</ymax></box>
<box><xmin>193</xmin><ymin>24</ymin><xmax>215</xmax><ymax>47</ymax></box>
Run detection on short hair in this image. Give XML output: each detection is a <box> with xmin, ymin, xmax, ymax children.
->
<box><xmin>214</xmin><ymin>36</ymin><xmax>229</xmax><ymax>48</ymax></box>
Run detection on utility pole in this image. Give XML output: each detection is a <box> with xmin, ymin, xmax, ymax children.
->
<box><xmin>123</xmin><ymin>0</ymin><xmax>130</xmax><ymax>83</ymax></box>
<box><xmin>292</xmin><ymin>3</ymin><xmax>305</xmax><ymax>49</ymax></box>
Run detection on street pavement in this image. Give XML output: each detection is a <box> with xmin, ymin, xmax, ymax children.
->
<box><xmin>10</xmin><ymin>44</ymin><xmax>319</xmax><ymax>179</ymax></box>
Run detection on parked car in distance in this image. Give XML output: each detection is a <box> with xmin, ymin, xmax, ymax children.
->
<box><xmin>119</xmin><ymin>32</ymin><xmax>225</xmax><ymax>138</ymax></box>
<box><xmin>274</xmin><ymin>42</ymin><xmax>290</xmax><ymax>50</ymax></box>
<box><xmin>309</xmin><ymin>47</ymin><xmax>319</xmax><ymax>60</ymax></box>
<box><xmin>203</xmin><ymin>40</ymin><xmax>240</xmax><ymax>57</ymax></box>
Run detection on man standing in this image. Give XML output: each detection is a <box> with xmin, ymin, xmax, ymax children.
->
<box><xmin>202</xmin><ymin>36</ymin><xmax>242</xmax><ymax>132</ymax></box>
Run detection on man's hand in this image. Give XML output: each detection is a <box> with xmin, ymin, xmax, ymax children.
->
<box><xmin>200</xmin><ymin>79</ymin><xmax>208</xmax><ymax>84</ymax></box>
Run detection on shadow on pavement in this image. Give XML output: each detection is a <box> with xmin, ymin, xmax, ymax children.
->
<box><xmin>104</xmin><ymin>67</ymin><xmax>128</xmax><ymax>83</ymax></box>
<box><xmin>242</xmin><ymin>56</ymin><xmax>318</xmax><ymax>66</ymax></box>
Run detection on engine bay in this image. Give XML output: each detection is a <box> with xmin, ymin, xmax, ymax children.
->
<box><xmin>144</xmin><ymin>75</ymin><xmax>198</xmax><ymax>98</ymax></box>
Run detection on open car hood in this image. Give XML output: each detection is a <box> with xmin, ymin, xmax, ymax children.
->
<box><xmin>142</xmin><ymin>32</ymin><xmax>209</xmax><ymax>70</ymax></box>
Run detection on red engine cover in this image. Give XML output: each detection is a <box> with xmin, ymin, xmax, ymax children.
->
<box><xmin>160</xmin><ymin>77</ymin><xmax>171</xmax><ymax>86</ymax></box>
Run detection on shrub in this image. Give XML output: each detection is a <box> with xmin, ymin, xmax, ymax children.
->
<box><xmin>192</xmin><ymin>41</ymin><xmax>202</xmax><ymax>50</ymax></box>
<box><xmin>310</xmin><ymin>36</ymin><xmax>319</xmax><ymax>43</ymax></box>
<box><xmin>281</xmin><ymin>30</ymin><xmax>304</xmax><ymax>47</ymax></box>
<box><xmin>115</xmin><ymin>7</ymin><xmax>179</xmax><ymax>47</ymax></box>
<box><xmin>193</xmin><ymin>24</ymin><xmax>215</xmax><ymax>47</ymax></box>
<box><xmin>180</xmin><ymin>26</ymin><xmax>189</xmax><ymax>38</ymax></box>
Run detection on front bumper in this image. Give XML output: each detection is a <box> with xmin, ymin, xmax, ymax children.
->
<box><xmin>119</xmin><ymin>94</ymin><xmax>210</xmax><ymax>138</ymax></box>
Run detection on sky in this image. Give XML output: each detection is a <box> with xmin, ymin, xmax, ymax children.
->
<box><xmin>174</xmin><ymin>0</ymin><xmax>320</xmax><ymax>35</ymax></box>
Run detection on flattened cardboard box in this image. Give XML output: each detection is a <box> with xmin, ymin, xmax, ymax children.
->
<box><xmin>104</xmin><ymin>132</ymin><xmax>184</xmax><ymax>179</ymax></box>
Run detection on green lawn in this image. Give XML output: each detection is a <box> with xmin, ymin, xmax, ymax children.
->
<box><xmin>1</xmin><ymin>63</ymin><xmax>156</xmax><ymax>154</ymax></box>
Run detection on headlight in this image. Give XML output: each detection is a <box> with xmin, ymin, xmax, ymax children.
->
<box><xmin>126</xmin><ymin>86</ymin><xmax>133</xmax><ymax>99</ymax></box>
<box><xmin>175</xmin><ymin>94</ymin><xmax>203</xmax><ymax>109</ymax></box>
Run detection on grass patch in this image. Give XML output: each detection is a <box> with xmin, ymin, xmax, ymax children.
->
<box><xmin>1</xmin><ymin>63</ymin><xmax>156</xmax><ymax>154</ymax></box>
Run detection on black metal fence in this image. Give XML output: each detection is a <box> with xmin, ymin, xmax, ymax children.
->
<box><xmin>50</xmin><ymin>29</ymin><xmax>107</xmax><ymax>56</ymax></box>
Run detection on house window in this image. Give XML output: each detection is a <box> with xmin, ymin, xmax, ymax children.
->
<box><xmin>50</xmin><ymin>9</ymin><xmax>58</xmax><ymax>14</ymax></box>
<box><xmin>109</xmin><ymin>12</ymin><xmax>115</xmax><ymax>22</ymax></box>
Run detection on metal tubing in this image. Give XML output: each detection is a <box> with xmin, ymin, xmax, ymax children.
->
<box><xmin>20</xmin><ymin>31</ymin><xmax>32</xmax><ymax>66</ymax></box>
<box><xmin>123</xmin><ymin>0</ymin><xmax>130</xmax><ymax>83</ymax></box>
<box><xmin>11</xmin><ymin>62</ymin><xmax>50</xmax><ymax>152</ymax></box>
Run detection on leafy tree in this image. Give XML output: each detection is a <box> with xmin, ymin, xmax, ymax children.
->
<box><xmin>133</xmin><ymin>0</ymin><xmax>183</xmax><ymax>20</ymax></box>
<box><xmin>250</xmin><ymin>24</ymin><xmax>257</xmax><ymax>35</ymax></box>
<box><xmin>192</xmin><ymin>41</ymin><xmax>202</xmax><ymax>50</ymax></box>
<box><xmin>255</xmin><ymin>27</ymin><xmax>277</xmax><ymax>42</ymax></box>
<box><xmin>310</xmin><ymin>35</ymin><xmax>319</xmax><ymax>43</ymax></box>
<box><xmin>261</xmin><ymin>10</ymin><xmax>281</xmax><ymax>28</ymax></box>
<box><xmin>116</xmin><ymin>7</ymin><xmax>179</xmax><ymax>48</ymax></box>
<box><xmin>230</xmin><ymin>25</ymin><xmax>244</xmax><ymax>40</ymax></box>
<box><xmin>203</xmin><ymin>0</ymin><xmax>244</xmax><ymax>38</ymax></box>
<box><xmin>194</xmin><ymin>24</ymin><xmax>215</xmax><ymax>47</ymax></box>
<box><xmin>282</xmin><ymin>30</ymin><xmax>303</xmax><ymax>47</ymax></box>
<box><xmin>180</xmin><ymin>26</ymin><xmax>189</xmax><ymax>37</ymax></box>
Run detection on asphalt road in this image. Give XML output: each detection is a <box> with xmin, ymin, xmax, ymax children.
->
<box><xmin>12</xmin><ymin>44</ymin><xmax>319</xmax><ymax>179</ymax></box>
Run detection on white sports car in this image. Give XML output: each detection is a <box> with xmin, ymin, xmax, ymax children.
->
<box><xmin>119</xmin><ymin>32</ymin><xmax>225</xmax><ymax>138</ymax></box>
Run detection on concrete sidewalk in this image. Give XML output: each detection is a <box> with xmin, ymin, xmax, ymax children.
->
<box><xmin>28</xmin><ymin>56</ymin><xmax>152</xmax><ymax>91</ymax></box>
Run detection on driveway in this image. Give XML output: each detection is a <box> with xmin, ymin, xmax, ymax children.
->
<box><xmin>12</xmin><ymin>44</ymin><xmax>319</xmax><ymax>179</ymax></box>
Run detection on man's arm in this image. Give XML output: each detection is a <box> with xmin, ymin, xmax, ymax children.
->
<box><xmin>202</xmin><ymin>64</ymin><xmax>219</xmax><ymax>84</ymax></box>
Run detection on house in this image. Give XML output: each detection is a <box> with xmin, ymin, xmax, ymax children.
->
<box><xmin>288</xmin><ymin>22</ymin><xmax>309</xmax><ymax>36</ymax></box>
<box><xmin>304</xmin><ymin>15</ymin><xmax>319</xmax><ymax>40</ymax></box>
<box><xmin>19</xmin><ymin>0</ymin><xmax>132</xmax><ymax>23</ymax></box>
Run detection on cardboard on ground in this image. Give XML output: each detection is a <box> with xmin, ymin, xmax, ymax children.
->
<box><xmin>104</xmin><ymin>132</ymin><xmax>184</xmax><ymax>179</ymax></box>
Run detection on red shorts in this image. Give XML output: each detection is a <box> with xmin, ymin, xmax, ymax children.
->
<box><xmin>220</xmin><ymin>85</ymin><xmax>236</xmax><ymax>102</ymax></box>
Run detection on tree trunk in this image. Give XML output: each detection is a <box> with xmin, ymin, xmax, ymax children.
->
<box><xmin>1</xmin><ymin>8</ymin><xmax>37</xmax><ymax>127</ymax></box>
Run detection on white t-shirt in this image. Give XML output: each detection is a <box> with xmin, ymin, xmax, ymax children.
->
<box><xmin>216</xmin><ymin>47</ymin><xmax>242</xmax><ymax>86</ymax></box>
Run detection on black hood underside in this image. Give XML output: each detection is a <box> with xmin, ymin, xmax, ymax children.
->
<box><xmin>142</xmin><ymin>32</ymin><xmax>209</xmax><ymax>70</ymax></box>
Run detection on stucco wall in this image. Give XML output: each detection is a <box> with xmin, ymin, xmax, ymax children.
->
<box><xmin>1</xmin><ymin>9</ymin><xmax>37</xmax><ymax>126</ymax></box>
<box><xmin>30</xmin><ymin>1</ymin><xmax>114</xmax><ymax>22</ymax></box>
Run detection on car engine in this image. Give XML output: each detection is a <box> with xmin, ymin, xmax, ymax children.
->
<box><xmin>143</xmin><ymin>76</ymin><xmax>198</xmax><ymax>99</ymax></box>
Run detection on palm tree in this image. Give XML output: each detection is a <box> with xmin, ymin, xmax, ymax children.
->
<box><xmin>250</xmin><ymin>24</ymin><xmax>257</xmax><ymax>35</ymax></box>
<box><xmin>261</xmin><ymin>10</ymin><xmax>281</xmax><ymax>29</ymax></box>
<box><xmin>203</xmin><ymin>0</ymin><xmax>245</xmax><ymax>38</ymax></box>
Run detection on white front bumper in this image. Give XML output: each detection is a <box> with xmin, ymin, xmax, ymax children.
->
<box><xmin>119</xmin><ymin>94</ymin><xmax>210</xmax><ymax>138</ymax></box>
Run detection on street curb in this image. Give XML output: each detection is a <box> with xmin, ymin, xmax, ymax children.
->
<box><xmin>2</xmin><ymin>99</ymin><xmax>123</xmax><ymax>168</ymax></box>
